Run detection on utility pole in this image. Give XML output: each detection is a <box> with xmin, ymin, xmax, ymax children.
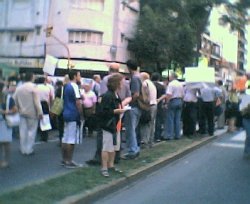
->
<box><xmin>44</xmin><ymin>26</ymin><xmax>73</xmax><ymax>70</ymax></box>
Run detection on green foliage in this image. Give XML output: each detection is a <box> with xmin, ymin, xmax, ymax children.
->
<box><xmin>220</xmin><ymin>1</ymin><xmax>249</xmax><ymax>31</ymax></box>
<box><xmin>128</xmin><ymin>0</ymin><xmax>249</xmax><ymax>73</ymax></box>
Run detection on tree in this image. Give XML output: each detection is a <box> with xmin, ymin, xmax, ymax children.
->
<box><xmin>128</xmin><ymin>0</ymin><xmax>250</xmax><ymax>73</ymax></box>
<box><xmin>128</xmin><ymin>0</ymin><xmax>196</xmax><ymax>73</ymax></box>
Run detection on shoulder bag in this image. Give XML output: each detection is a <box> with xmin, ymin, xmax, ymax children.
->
<box><xmin>50</xmin><ymin>87</ymin><xmax>64</xmax><ymax>116</ymax></box>
<box><xmin>5</xmin><ymin>95</ymin><xmax>20</xmax><ymax>127</ymax></box>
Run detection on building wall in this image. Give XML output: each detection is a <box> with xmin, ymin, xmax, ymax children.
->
<box><xmin>0</xmin><ymin>0</ymin><xmax>139</xmax><ymax>73</ymax></box>
<box><xmin>245</xmin><ymin>25</ymin><xmax>250</xmax><ymax>72</ymax></box>
<box><xmin>207</xmin><ymin>6</ymin><xmax>239</xmax><ymax>81</ymax></box>
<box><xmin>0</xmin><ymin>0</ymin><xmax>50</xmax><ymax>57</ymax></box>
<box><xmin>209</xmin><ymin>6</ymin><xmax>238</xmax><ymax>65</ymax></box>
<box><xmin>46</xmin><ymin>0</ymin><xmax>139</xmax><ymax>63</ymax></box>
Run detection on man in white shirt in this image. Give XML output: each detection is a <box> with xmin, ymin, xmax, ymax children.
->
<box><xmin>139</xmin><ymin>72</ymin><xmax>157</xmax><ymax>148</ymax></box>
<box><xmin>164</xmin><ymin>72</ymin><xmax>184</xmax><ymax>140</ymax></box>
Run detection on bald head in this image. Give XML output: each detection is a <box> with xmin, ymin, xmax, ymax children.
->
<box><xmin>109</xmin><ymin>62</ymin><xmax>120</xmax><ymax>73</ymax></box>
<box><xmin>140</xmin><ymin>72</ymin><xmax>150</xmax><ymax>81</ymax></box>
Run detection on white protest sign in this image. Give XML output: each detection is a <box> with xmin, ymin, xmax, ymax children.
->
<box><xmin>185</xmin><ymin>67</ymin><xmax>215</xmax><ymax>83</ymax></box>
<box><xmin>43</xmin><ymin>55</ymin><xmax>58</xmax><ymax>75</ymax></box>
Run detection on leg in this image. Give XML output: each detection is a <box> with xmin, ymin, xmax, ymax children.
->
<box><xmin>140</xmin><ymin>123</ymin><xmax>150</xmax><ymax>146</ymax></box>
<box><xmin>67</xmin><ymin>144</ymin><xmax>75</xmax><ymax>163</ymax></box>
<box><xmin>217</xmin><ymin>103</ymin><xmax>226</xmax><ymax>128</ymax></box>
<box><xmin>149</xmin><ymin>105</ymin><xmax>157</xmax><ymax>146</ymax></box>
<box><xmin>124</xmin><ymin>108</ymin><xmax>141</xmax><ymax>154</ymax></box>
<box><xmin>165</xmin><ymin>104</ymin><xmax>174</xmax><ymax>139</ymax></box>
<box><xmin>174</xmin><ymin>104</ymin><xmax>182</xmax><ymax>139</ymax></box>
<box><xmin>207</xmin><ymin>102</ymin><xmax>215</xmax><ymax>136</ymax></box>
<box><xmin>101</xmin><ymin>151</ymin><xmax>109</xmax><ymax>170</ymax></box>
<box><xmin>26</xmin><ymin>118</ymin><xmax>38</xmax><ymax>154</ymax></box>
<box><xmin>199</xmin><ymin>102</ymin><xmax>206</xmax><ymax>134</ymax></box>
<box><xmin>189</xmin><ymin>103</ymin><xmax>198</xmax><ymax>135</ymax></box>
<box><xmin>19</xmin><ymin>117</ymin><xmax>29</xmax><ymax>154</ymax></box>
<box><xmin>3</xmin><ymin>142</ymin><xmax>10</xmax><ymax>166</ymax></box>
<box><xmin>182</xmin><ymin>103</ymin><xmax>189</xmax><ymax>136</ymax></box>
<box><xmin>243</xmin><ymin>118</ymin><xmax>250</xmax><ymax>157</ymax></box>
<box><xmin>108</xmin><ymin>151</ymin><xmax>115</xmax><ymax>168</ymax></box>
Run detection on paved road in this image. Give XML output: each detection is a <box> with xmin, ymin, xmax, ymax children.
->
<box><xmin>0</xmin><ymin>132</ymin><xmax>96</xmax><ymax>194</ymax></box>
<box><xmin>94</xmin><ymin>131</ymin><xmax>250</xmax><ymax>204</ymax></box>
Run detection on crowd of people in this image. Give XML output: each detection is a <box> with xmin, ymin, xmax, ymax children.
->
<box><xmin>1</xmin><ymin>61</ymin><xmax>250</xmax><ymax>177</ymax></box>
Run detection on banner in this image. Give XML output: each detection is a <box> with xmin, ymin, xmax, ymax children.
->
<box><xmin>43</xmin><ymin>55</ymin><xmax>58</xmax><ymax>76</ymax></box>
<box><xmin>185</xmin><ymin>67</ymin><xmax>215</xmax><ymax>83</ymax></box>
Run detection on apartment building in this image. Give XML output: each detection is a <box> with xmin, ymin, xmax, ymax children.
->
<box><xmin>0</xmin><ymin>0</ymin><xmax>139</xmax><ymax>76</ymax></box>
<box><xmin>202</xmin><ymin>5</ymin><xmax>240</xmax><ymax>82</ymax></box>
<box><xmin>0</xmin><ymin>0</ymin><xmax>49</xmax><ymax>76</ymax></box>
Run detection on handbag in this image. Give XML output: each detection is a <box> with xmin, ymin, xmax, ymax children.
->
<box><xmin>5</xmin><ymin>95</ymin><xmax>20</xmax><ymax>127</ymax></box>
<box><xmin>39</xmin><ymin>114</ymin><xmax>52</xmax><ymax>131</ymax></box>
<box><xmin>50</xmin><ymin>88</ymin><xmax>64</xmax><ymax>116</ymax></box>
<box><xmin>139</xmin><ymin>109</ymin><xmax>151</xmax><ymax>124</ymax></box>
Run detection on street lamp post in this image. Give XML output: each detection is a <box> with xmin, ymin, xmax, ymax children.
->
<box><xmin>44</xmin><ymin>26</ymin><xmax>72</xmax><ymax>70</ymax></box>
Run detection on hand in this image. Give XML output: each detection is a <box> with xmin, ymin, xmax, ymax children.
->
<box><xmin>114</xmin><ymin>108</ymin><xmax>126</xmax><ymax>114</ymax></box>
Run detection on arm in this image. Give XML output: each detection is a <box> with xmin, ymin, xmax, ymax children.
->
<box><xmin>130</xmin><ymin>77</ymin><xmax>141</xmax><ymax>103</ymax></box>
<box><xmin>33</xmin><ymin>91</ymin><xmax>43</xmax><ymax>119</ymax></box>
<box><xmin>76</xmin><ymin>99</ymin><xmax>83</xmax><ymax>116</ymax></box>
<box><xmin>122</xmin><ymin>96</ymin><xmax>132</xmax><ymax>107</ymax></box>
<box><xmin>157</xmin><ymin>94</ymin><xmax>166</xmax><ymax>103</ymax></box>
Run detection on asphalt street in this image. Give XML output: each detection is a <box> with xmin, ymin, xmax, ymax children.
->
<box><xmin>0</xmin><ymin>132</ymin><xmax>96</xmax><ymax>194</ymax></box>
<box><xmin>94</xmin><ymin>131</ymin><xmax>250</xmax><ymax>204</ymax></box>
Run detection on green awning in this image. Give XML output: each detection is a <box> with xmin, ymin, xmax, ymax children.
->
<box><xmin>0</xmin><ymin>63</ymin><xmax>19</xmax><ymax>79</ymax></box>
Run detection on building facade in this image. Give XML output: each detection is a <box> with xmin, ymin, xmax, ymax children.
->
<box><xmin>201</xmin><ymin>5</ymin><xmax>241</xmax><ymax>83</ymax></box>
<box><xmin>0</xmin><ymin>0</ymin><xmax>139</xmax><ymax>76</ymax></box>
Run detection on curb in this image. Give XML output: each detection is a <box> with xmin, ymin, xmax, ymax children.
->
<box><xmin>59</xmin><ymin>131</ymin><xmax>226</xmax><ymax>204</ymax></box>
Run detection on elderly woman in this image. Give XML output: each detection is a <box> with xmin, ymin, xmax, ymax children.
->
<box><xmin>99</xmin><ymin>73</ymin><xmax>126</xmax><ymax>177</ymax></box>
<box><xmin>0</xmin><ymin>79</ymin><xmax>18</xmax><ymax>168</ymax></box>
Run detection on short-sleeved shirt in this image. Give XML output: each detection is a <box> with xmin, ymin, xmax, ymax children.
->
<box><xmin>100</xmin><ymin>75</ymin><xmax>131</xmax><ymax>101</ymax></box>
<box><xmin>200</xmin><ymin>86</ymin><xmax>217</xmax><ymax>102</ymax></box>
<box><xmin>184</xmin><ymin>87</ymin><xmax>198</xmax><ymax>103</ymax></box>
<box><xmin>37</xmin><ymin>84</ymin><xmax>51</xmax><ymax>103</ymax></box>
<box><xmin>129</xmin><ymin>74</ymin><xmax>141</xmax><ymax>107</ymax></box>
<box><xmin>82</xmin><ymin>90</ymin><xmax>97</xmax><ymax>108</ymax></box>
<box><xmin>63</xmin><ymin>82</ymin><xmax>81</xmax><ymax>122</ymax></box>
<box><xmin>167</xmin><ymin>79</ymin><xmax>184</xmax><ymax>99</ymax></box>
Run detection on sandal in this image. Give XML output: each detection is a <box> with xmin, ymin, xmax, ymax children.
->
<box><xmin>109</xmin><ymin>167</ymin><xmax>123</xmax><ymax>173</ymax></box>
<box><xmin>101</xmin><ymin>169</ymin><xmax>109</xmax><ymax>177</ymax></box>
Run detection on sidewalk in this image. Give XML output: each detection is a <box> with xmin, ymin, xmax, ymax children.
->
<box><xmin>0</xmin><ymin>127</ymin><xmax>229</xmax><ymax>203</ymax></box>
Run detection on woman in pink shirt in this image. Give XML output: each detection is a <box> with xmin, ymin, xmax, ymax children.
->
<box><xmin>81</xmin><ymin>83</ymin><xmax>97</xmax><ymax>137</ymax></box>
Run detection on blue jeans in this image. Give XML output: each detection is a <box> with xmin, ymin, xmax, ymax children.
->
<box><xmin>165</xmin><ymin>98</ymin><xmax>183</xmax><ymax>139</ymax></box>
<box><xmin>243</xmin><ymin>118</ymin><xmax>250</xmax><ymax>156</ymax></box>
<box><xmin>125</xmin><ymin>107</ymin><xmax>141</xmax><ymax>154</ymax></box>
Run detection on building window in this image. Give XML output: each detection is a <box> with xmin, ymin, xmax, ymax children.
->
<box><xmin>10</xmin><ymin>32</ymin><xmax>28</xmax><ymax>42</ymax></box>
<box><xmin>69</xmin><ymin>31</ymin><xmax>103</xmax><ymax>45</ymax></box>
<box><xmin>71</xmin><ymin>0</ymin><xmax>104</xmax><ymax>11</ymax></box>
